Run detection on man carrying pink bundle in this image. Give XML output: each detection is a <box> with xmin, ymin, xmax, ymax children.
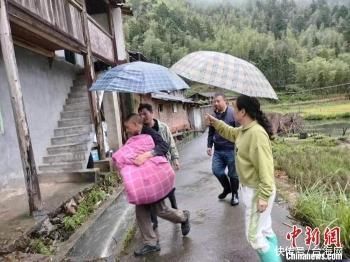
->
<box><xmin>113</xmin><ymin>114</ymin><xmax>190</xmax><ymax>257</ymax></box>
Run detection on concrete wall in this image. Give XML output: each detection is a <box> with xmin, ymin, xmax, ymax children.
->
<box><xmin>0</xmin><ymin>47</ymin><xmax>79</xmax><ymax>189</ymax></box>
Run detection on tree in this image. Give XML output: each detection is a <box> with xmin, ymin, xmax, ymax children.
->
<box><xmin>125</xmin><ymin>0</ymin><xmax>350</xmax><ymax>89</ymax></box>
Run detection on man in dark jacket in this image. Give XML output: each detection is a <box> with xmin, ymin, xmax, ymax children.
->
<box><xmin>207</xmin><ymin>94</ymin><xmax>239</xmax><ymax>206</ymax></box>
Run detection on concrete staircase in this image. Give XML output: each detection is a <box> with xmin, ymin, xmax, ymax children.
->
<box><xmin>38</xmin><ymin>77</ymin><xmax>98</xmax><ymax>183</ymax></box>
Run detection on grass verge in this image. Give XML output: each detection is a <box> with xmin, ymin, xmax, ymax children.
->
<box><xmin>63</xmin><ymin>187</ymin><xmax>107</xmax><ymax>232</ymax></box>
<box><xmin>273</xmin><ymin>137</ymin><xmax>350</xmax><ymax>193</ymax></box>
<box><xmin>29</xmin><ymin>239</ymin><xmax>53</xmax><ymax>256</ymax></box>
<box><xmin>29</xmin><ymin>171</ymin><xmax>121</xmax><ymax>255</ymax></box>
<box><xmin>293</xmin><ymin>186</ymin><xmax>350</xmax><ymax>255</ymax></box>
<box><xmin>273</xmin><ymin>138</ymin><xmax>350</xmax><ymax>256</ymax></box>
<box><xmin>121</xmin><ymin>224</ymin><xmax>137</xmax><ymax>254</ymax></box>
<box><xmin>304</xmin><ymin>112</ymin><xmax>350</xmax><ymax>120</ymax></box>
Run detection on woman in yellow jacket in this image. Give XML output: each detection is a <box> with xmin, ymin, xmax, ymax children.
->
<box><xmin>206</xmin><ymin>95</ymin><xmax>281</xmax><ymax>262</ymax></box>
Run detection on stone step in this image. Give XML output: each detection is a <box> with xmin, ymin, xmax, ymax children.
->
<box><xmin>73</xmin><ymin>79</ymin><xmax>86</xmax><ymax>86</ymax></box>
<box><xmin>71</xmin><ymin>84</ymin><xmax>87</xmax><ymax>92</ymax></box>
<box><xmin>43</xmin><ymin>151</ymin><xmax>87</xmax><ymax>164</ymax></box>
<box><xmin>63</xmin><ymin>102</ymin><xmax>90</xmax><ymax>112</ymax></box>
<box><xmin>39</xmin><ymin>161</ymin><xmax>84</xmax><ymax>172</ymax></box>
<box><xmin>66</xmin><ymin>97</ymin><xmax>89</xmax><ymax>105</ymax></box>
<box><xmin>61</xmin><ymin>110</ymin><xmax>90</xmax><ymax>119</ymax></box>
<box><xmin>75</xmin><ymin>74</ymin><xmax>86</xmax><ymax>80</ymax></box>
<box><xmin>51</xmin><ymin>133</ymin><xmax>91</xmax><ymax>145</ymax></box>
<box><xmin>68</xmin><ymin>91</ymin><xmax>88</xmax><ymax>99</ymax></box>
<box><xmin>47</xmin><ymin>142</ymin><xmax>88</xmax><ymax>155</ymax></box>
<box><xmin>38</xmin><ymin>168</ymin><xmax>98</xmax><ymax>183</ymax></box>
<box><xmin>58</xmin><ymin>117</ymin><xmax>91</xmax><ymax>127</ymax></box>
<box><xmin>54</xmin><ymin>125</ymin><xmax>92</xmax><ymax>137</ymax></box>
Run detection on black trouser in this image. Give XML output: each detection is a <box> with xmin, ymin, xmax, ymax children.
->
<box><xmin>151</xmin><ymin>188</ymin><xmax>177</xmax><ymax>229</ymax></box>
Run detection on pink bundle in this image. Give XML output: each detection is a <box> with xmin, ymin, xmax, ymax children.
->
<box><xmin>112</xmin><ymin>134</ymin><xmax>175</xmax><ymax>205</ymax></box>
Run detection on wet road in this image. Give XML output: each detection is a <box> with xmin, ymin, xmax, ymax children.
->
<box><xmin>120</xmin><ymin>132</ymin><xmax>292</xmax><ymax>262</ymax></box>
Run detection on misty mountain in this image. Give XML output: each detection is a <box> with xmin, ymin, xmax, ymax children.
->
<box><xmin>125</xmin><ymin>0</ymin><xmax>350</xmax><ymax>89</ymax></box>
<box><xmin>187</xmin><ymin>0</ymin><xmax>350</xmax><ymax>8</ymax></box>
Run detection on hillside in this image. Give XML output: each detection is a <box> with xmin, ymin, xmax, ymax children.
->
<box><xmin>188</xmin><ymin>0</ymin><xmax>350</xmax><ymax>8</ymax></box>
<box><xmin>125</xmin><ymin>0</ymin><xmax>350</xmax><ymax>92</ymax></box>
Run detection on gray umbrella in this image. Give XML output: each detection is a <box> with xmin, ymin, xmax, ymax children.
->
<box><xmin>171</xmin><ymin>51</ymin><xmax>278</xmax><ymax>99</ymax></box>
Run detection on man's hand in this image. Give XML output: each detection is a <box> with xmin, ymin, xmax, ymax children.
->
<box><xmin>205</xmin><ymin>113</ymin><xmax>218</xmax><ymax>126</ymax></box>
<box><xmin>257</xmin><ymin>198</ymin><xmax>268</xmax><ymax>213</ymax></box>
<box><xmin>173</xmin><ymin>159</ymin><xmax>180</xmax><ymax>170</ymax></box>
<box><xmin>134</xmin><ymin>151</ymin><xmax>153</xmax><ymax>166</ymax></box>
<box><xmin>207</xmin><ymin>148</ymin><xmax>213</xmax><ymax>156</ymax></box>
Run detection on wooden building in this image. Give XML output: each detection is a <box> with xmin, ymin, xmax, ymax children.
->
<box><xmin>0</xmin><ymin>0</ymin><xmax>131</xmax><ymax>213</ymax></box>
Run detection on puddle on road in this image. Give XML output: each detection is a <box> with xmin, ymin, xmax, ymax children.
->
<box><xmin>181</xmin><ymin>175</ymin><xmax>213</xmax><ymax>191</ymax></box>
<box><xmin>189</xmin><ymin>209</ymin><xmax>208</xmax><ymax>225</ymax></box>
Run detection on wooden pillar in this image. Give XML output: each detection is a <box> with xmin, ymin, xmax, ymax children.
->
<box><xmin>103</xmin><ymin>92</ymin><xmax>123</xmax><ymax>150</ymax></box>
<box><xmin>0</xmin><ymin>0</ymin><xmax>41</xmax><ymax>215</ymax></box>
<box><xmin>108</xmin><ymin>5</ymin><xmax>129</xmax><ymax>145</ymax></box>
<box><xmin>108</xmin><ymin>5</ymin><xmax>118</xmax><ymax>66</ymax></box>
<box><xmin>81</xmin><ymin>3</ymin><xmax>105</xmax><ymax>160</ymax></box>
<box><xmin>111</xmin><ymin>7</ymin><xmax>128</xmax><ymax>63</ymax></box>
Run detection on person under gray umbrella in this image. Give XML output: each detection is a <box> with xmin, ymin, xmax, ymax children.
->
<box><xmin>207</xmin><ymin>93</ymin><xmax>239</xmax><ymax>206</ymax></box>
<box><xmin>171</xmin><ymin>51</ymin><xmax>278</xmax><ymax>208</ymax></box>
<box><xmin>206</xmin><ymin>95</ymin><xmax>281</xmax><ymax>262</ymax></box>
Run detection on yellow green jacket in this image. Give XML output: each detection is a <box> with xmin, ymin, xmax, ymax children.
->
<box><xmin>212</xmin><ymin>120</ymin><xmax>275</xmax><ymax>201</ymax></box>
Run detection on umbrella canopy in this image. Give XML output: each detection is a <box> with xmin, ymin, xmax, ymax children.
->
<box><xmin>90</xmin><ymin>61</ymin><xmax>189</xmax><ymax>93</ymax></box>
<box><xmin>171</xmin><ymin>51</ymin><xmax>278</xmax><ymax>99</ymax></box>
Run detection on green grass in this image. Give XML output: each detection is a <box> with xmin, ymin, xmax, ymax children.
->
<box><xmin>63</xmin><ymin>172</ymin><xmax>121</xmax><ymax>233</ymax></box>
<box><xmin>272</xmin><ymin>84</ymin><xmax>350</xmax><ymax>104</ymax></box>
<box><xmin>121</xmin><ymin>225</ymin><xmax>137</xmax><ymax>254</ymax></box>
<box><xmin>62</xmin><ymin>172</ymin><xmax>120</xmax><ymax>232</ymax></box>
<box><xmin>293</xmin><ymin>186</ymin><xmax>350</xmax><ymax>255</ymax></box>
<box><xmin>273</xmin><ymin>138</ymin><xmax>350</xmax><ymax>192</ymax></box>
<box><xmin>63</xmin><ymin>187</ymin><xmax>107</xmax><ymax>232</ymax></box>
<box><xmin>264</xmin><ymin>99</ymin><xmax>350</xmax><ymax>117</ymax></box>
<box><xmin>304</xmin><ymin>112</ymin><xmax>350</xmax><ymax>120</ymax></box>
<box><xmin>25</xmin><ymin>172</ymin><xmax>122</xmax><ymax>256</ymax></box>
<box><xmin>29</xmin><ymin>239</ymin><xmax>53</xmax><ymax>256</ymax></box>
<box><xmin>273</xmin><ymin>138</ymin><xmax>350</xmax><ymax>255</ymax></box>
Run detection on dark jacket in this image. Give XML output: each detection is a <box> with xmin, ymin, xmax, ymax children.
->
<box><xmin>141</xmin><ymin>126</ymin><xmax>169</xmax><ymax>156</ymax></box>
<box><xmin>207</xmin><ymin>106</ymin><xmax>235</xmax><ymax>151</ymax></box>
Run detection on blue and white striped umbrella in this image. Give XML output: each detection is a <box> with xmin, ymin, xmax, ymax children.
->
<box><xmin>171</xmin><ymin>51</ymin><xmax>278</xmax><ymax>99</ymax></box>
<box><xmin>90</xmin><ymin>61</ymin><xmax>189</xmax><ymax>93</ymax></box>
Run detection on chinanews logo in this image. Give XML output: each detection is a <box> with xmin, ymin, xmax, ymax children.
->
<box><xmin>278</xmin><ymin>225</ymin><xmax>344</xmax><ymax>261</ymax></box>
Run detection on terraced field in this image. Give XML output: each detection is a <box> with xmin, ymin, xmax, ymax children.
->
<box><xmin>264</xmin><ymin>98</ymin><xmax>350</xmax><ymax>136</ymax></box>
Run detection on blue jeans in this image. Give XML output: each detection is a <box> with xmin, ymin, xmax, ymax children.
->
<box><xmin>212</xmin><ymin>149</ymin><xmax>238</xmax><ymax>180</ymax></box>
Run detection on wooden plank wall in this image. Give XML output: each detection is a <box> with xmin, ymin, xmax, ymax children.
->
<box><xmin>11</xmin><ymin>0</ymin><xmax>84</xmax><ymax>44</ymax></box>
<box><xmin>10</xmin><ymin>0</ymin><xmax>115</xmax><ymax>64</ymax></box>
<box><xmin>88</xmin><ymin>18</ymin><xmax>114</xmax><ymax>64</ymax></box>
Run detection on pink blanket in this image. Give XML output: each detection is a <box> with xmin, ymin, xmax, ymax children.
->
<box><xmin>112</xmin><ymin>134</ymin><xmax>175</xmax><ymax>205</ymax></box>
